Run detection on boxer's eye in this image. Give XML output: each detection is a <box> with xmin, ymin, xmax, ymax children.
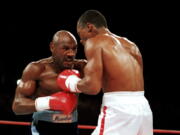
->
<box><xmin>73</xmin><ymin>47</ymin><xmax>77</xmax><ymax>51</ymax></box>
<box><xmin>63</xmin><ymin>46</ymin><xmax>70</xmax><ymax>51</ymax></box>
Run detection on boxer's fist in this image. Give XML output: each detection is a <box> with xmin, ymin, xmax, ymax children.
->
<box><xmin>49</xmin><ymin>92</ymin><xmax>77</xmax><ymax>114</ymax></box>
<box><xmin>35</xmin><ymin>92</ymin><xmax>77</xmax><ymax>114</ymax></box>
<box><xmin>57</xmin><ymin>69</ymin><xmax>81</xmax><ymax>93</ymax></box>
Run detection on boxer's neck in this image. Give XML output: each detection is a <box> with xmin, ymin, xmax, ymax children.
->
<box><xmin>97</xmin><ymin>28</ymin><xmax>111</xmax><ymax>35</ymax></box>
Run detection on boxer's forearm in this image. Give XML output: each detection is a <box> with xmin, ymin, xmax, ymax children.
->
<box><xmin>77</xmin><ymin>78</ymin><xmax>101</xmax><ymax>95</ymax></box>
<box><xmin>56</xmin><ymin>69</ymin><xmax>101</xmax><ymax>94</ymax></box>
<box><xmin>12</xmin><ymin>98</ymin><xmax>36</xmax><ymax>115</ymax></box>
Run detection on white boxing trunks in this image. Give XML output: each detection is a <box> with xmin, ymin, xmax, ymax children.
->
<box><xmin>91</xmin><ymin>91</ymin><xmax>153</xmax><ymax>135</ymax></box>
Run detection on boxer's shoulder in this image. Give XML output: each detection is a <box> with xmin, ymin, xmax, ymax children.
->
<box><xmin>25</xmin><ymin>62</ymin><xmax>44</xmax><ymax>72</ymax></box>
<box><xmin>87</xmin><ymin>34</ymin><xmax>115</xmax><ymax>47</ymax></box>
<box><xmin>119</xmin><ymin>37</ymin><xmax>136</xmax><ymax>47</ymax></box>
<box><xmin>22</xmin><ymin>58</ymin><xmax>49</xmax><ymax>79</ymax></box>
<box><xmin>26</xmin><ymin>57</ymin><xmax>53</xmax><ymax>70</ymax></box>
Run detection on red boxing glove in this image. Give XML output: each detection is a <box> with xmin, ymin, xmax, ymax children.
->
<box><xmin>35</xmin><ymin>92</ymin><xmax>77</xmax><ymax>114</ymax></box>
<box><xmin>57</xmin><ymin>69</ymin><xmax>81</xmax><ymax>93</ymax></box>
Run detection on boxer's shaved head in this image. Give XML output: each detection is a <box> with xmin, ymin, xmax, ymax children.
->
<box><xmin>52</xmin><ymin>30</ymin><xmax>77</xmax><ymax>45</ymax></box>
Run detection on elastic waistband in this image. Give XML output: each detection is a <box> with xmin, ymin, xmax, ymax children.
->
<box><xmin>33</xmin><ymin>110</ymin><xmax>78</xmax><ymax>123</ymax></box>
<box><xmin>104</xmin><ymin>91</ymin><xmax>144</xmax><ymax>96</ymax></box>
<box><xmin>102</xmin><ymin>91</ymin><xmax>146</xmax><ymax>105</ymax></box>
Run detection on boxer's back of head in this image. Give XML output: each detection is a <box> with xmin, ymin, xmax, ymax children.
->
<box><xmin>77</xmin><ymin>10</ymin><xmax>108</xmax><ymax>28</ymax></box>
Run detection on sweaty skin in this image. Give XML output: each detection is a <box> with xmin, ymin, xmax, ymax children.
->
<box><xmin>13</xmin><ymin>58</ymin><xmax>60</xmax><ymax>114</ymax></box>
<box><xmin>12</xmin><ymin>31</ymin><xmax>86</xmax><ymax>115</ymax></box>
<box><xmin>77</xmin><ymin>28</ymin><xmax>144</xmax><ymax>95</ymax></box>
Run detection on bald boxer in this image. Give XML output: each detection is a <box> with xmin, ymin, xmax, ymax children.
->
<box><xmin>57</xmin><ymin>10</ymin><xmax>153</xmax><ymax>135</ymax></box>
<box><xmin>12</xmin><ymin>30</ymin><xmax>87</xmax><ymax>135</ymax></box>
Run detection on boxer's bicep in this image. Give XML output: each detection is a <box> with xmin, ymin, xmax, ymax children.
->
<box><xmin>78</xmin><ymin>46</ymin><xmax>103</xmax><ymax>95</ymax></box>
<box><xmin>13</xmin><ymin>63</ymin><xmax>42</xmax><ymax>103</ymax></box>
<box><xmin>18</xmin><ymin>63</ymin><xmax>41</xmax><ymax>96</ymax></box>
<box><xmin>13</xmin><ymin>80</ymin><xmax>36</xmax><ymax>113</ymax></box>
<box><xmin>16</xmin><ymin>80</ymin><xmax>36</xmax><ymax>97</ymax></box>
<box><xmin>12</xmin><ymin>63</ymin><xmax>42</xmax><ymax>114</ymax></box>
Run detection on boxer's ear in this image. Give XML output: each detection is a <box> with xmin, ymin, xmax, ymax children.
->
<box><xmin>86</xmin><ymin>23</ymin><xmax>94</xmax><ymax>32</ymax></box>
<box><xmin>50</xmin><ymin>42</ymin><xmax>54</xmax><ymax>53</ymax></box>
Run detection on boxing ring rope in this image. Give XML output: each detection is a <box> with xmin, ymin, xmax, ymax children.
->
<box><xmin>0</xmin><ymin>120</ymin><xmax>180</xmax><ymax>134</ymax></box>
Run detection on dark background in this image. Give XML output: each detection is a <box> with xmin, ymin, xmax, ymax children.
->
<box><xmin>0</xmin><ymin>2</ymin><xmax>179</xmax><ymax>135</ymax></box>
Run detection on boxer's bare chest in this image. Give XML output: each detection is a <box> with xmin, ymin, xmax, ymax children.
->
<box><xmin>35</xmin><ymin>65</ymin><xmax>62</xmax><ymax>96</ymax></box>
